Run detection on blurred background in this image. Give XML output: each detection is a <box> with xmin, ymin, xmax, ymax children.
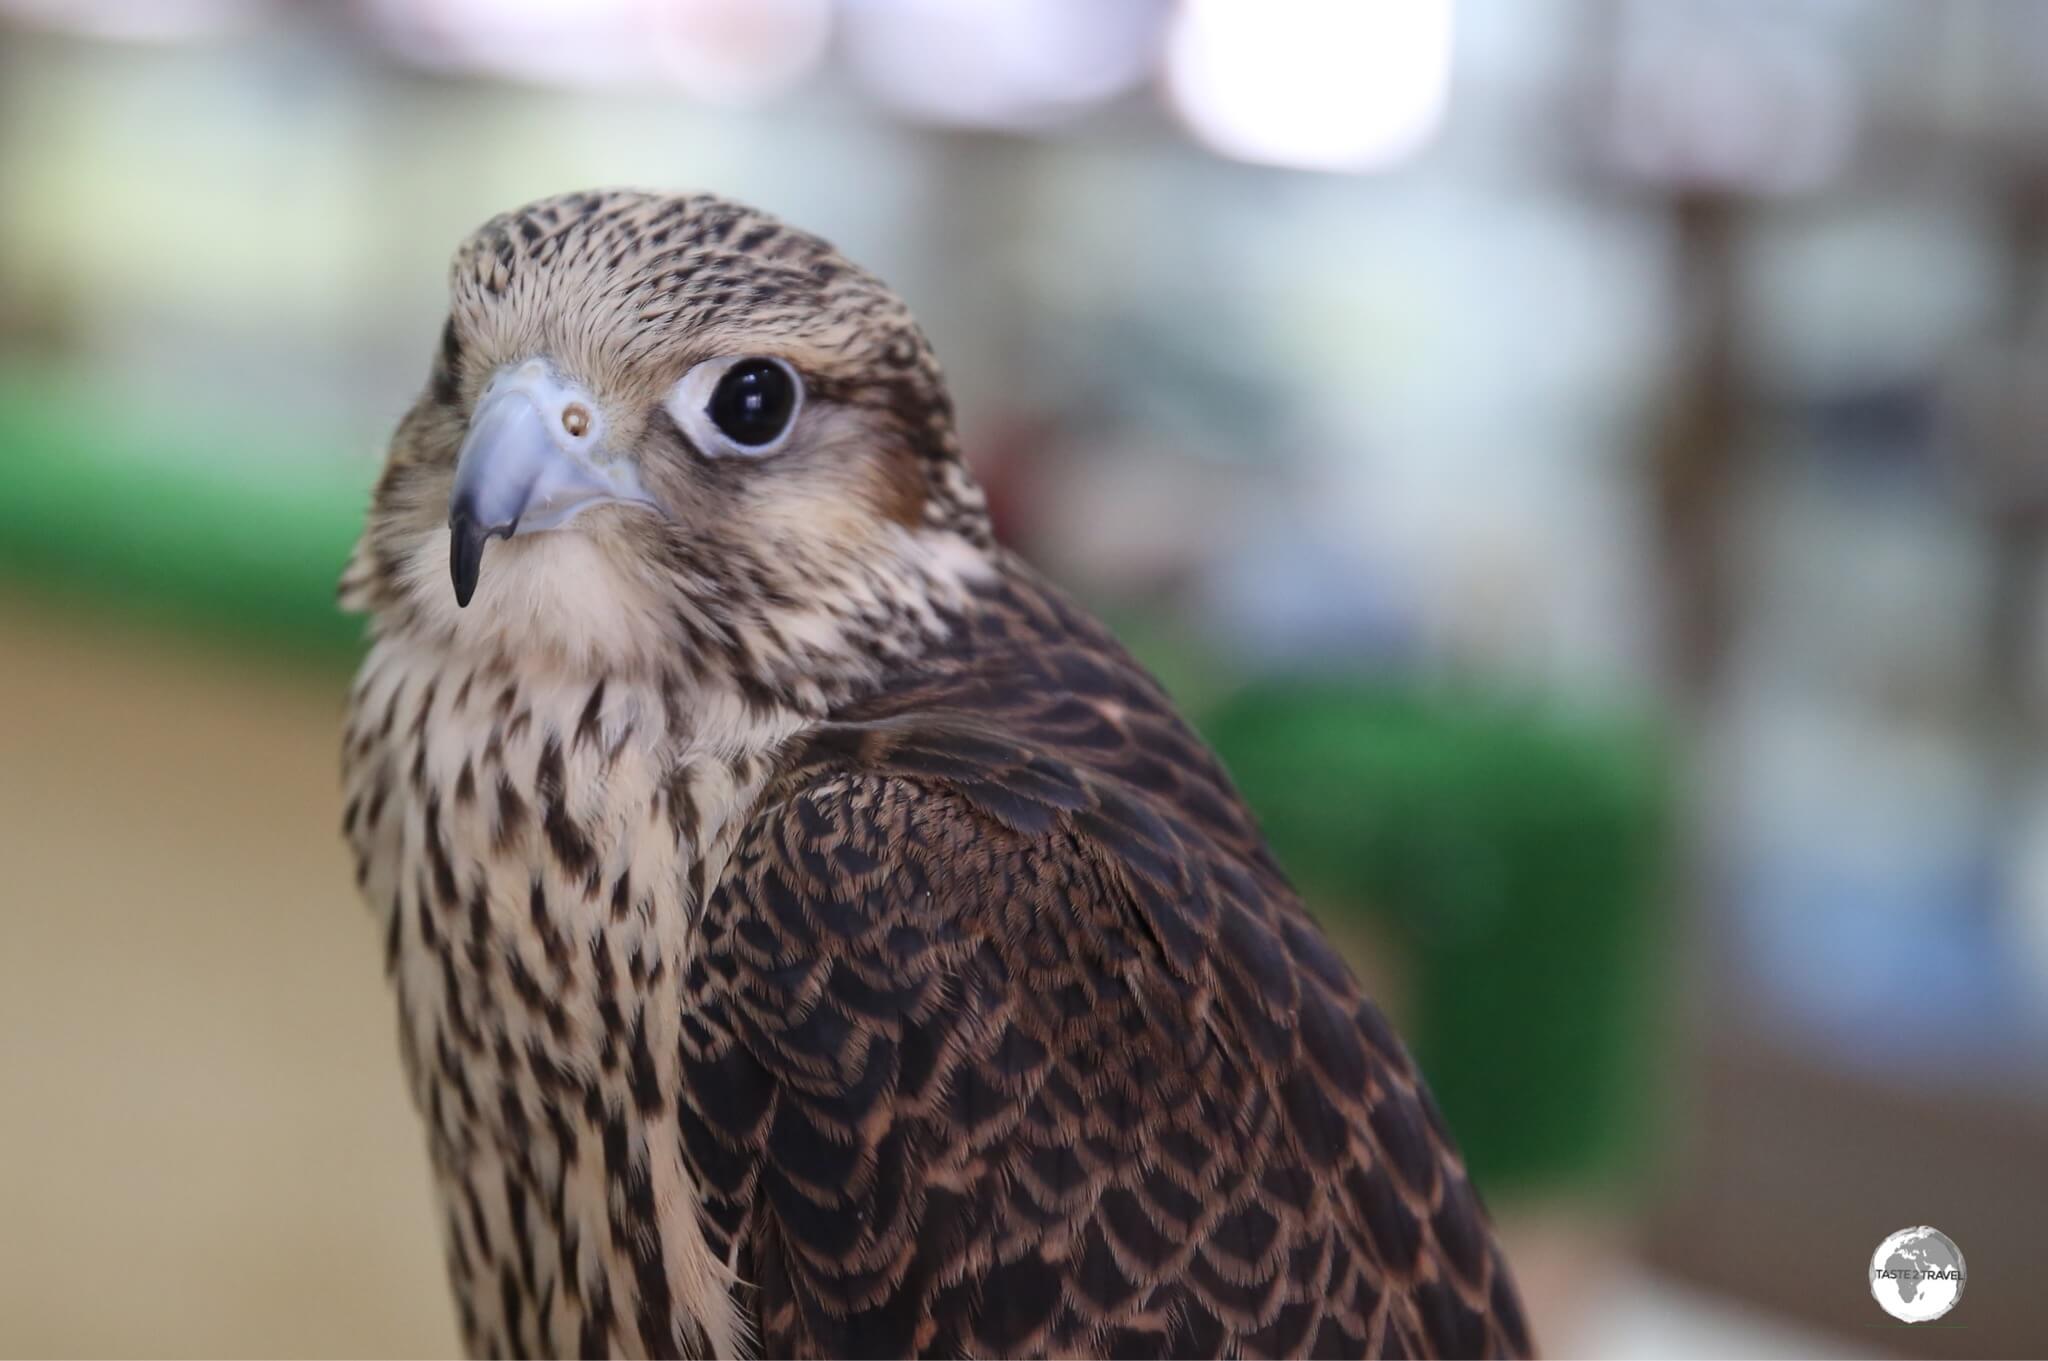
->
<box><xmin>2</xmin><ymin>0</ymin><xmax>2045</xmax><ymax>1356</ymax></box>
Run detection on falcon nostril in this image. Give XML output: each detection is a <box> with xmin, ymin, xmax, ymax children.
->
<box><xmin>561</xmin><ymin>404</ymin><xmax>592</xmax><ymax>437</ymax></box>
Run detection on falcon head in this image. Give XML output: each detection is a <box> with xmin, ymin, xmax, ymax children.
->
<box><xmin>343</xmin><ymin>189</ymin><xmax>993</xmax><ymax>703</ymax></box>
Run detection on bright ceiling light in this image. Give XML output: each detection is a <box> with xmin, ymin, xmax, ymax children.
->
<box><xmin>840</xmin><ymin>0</ymin><xmax>1167</xmax><ymax>131</ymax></box>
<box><xmin>1165</xmin><ymin>0</ymin><xmax>1455</xmax><ymax>173</ymax></box>
<box><xmin>360</xmin><ymin>0</ymin><xmax>644</xmax><ymax>87</ymax></box>
<box><xmin>1597</xmin><ymin>0</ymin><xmax>1857</xmax><ymax>194</ymax></box>
<box><xmin>650</xmin><ymin>0</ymin><xmax>832</xmax><ymax>106</ymax></box>
<box><xmin>360</xmin><ymin>0</ymin><xmax>828</xmax><ymax>99</ymax></box>
<box><xmin>0</xmin><ymin>0</ymin><xmax>257</xmax><ymax>42</ymax></box>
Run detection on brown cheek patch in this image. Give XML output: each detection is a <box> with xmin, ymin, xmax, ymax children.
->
<box><xmin>798</xmin><ymin>401</ymin><xmax>928</xmax><ymax>531</ymax></box>
<box><xmin>867</xmin><ymin>443</ymin><xmax>928</xmax><ymax>529</ymax></box>
<box><xmin>760</xmin><ymin>467</ymin><xmax>898</xmax><ymax>549</ymax></box>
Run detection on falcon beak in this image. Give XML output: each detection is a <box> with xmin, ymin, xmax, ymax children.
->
<box><xmin>447</xmin><ymin>360</ymin><xmax>659</xmax><ymax>607</ymax></box>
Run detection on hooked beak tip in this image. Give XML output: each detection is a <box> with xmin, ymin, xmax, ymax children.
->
<box><xmin>448</xmin><ymin>509</ymin><xmax>511</xmax><ymax>609</ymax></box>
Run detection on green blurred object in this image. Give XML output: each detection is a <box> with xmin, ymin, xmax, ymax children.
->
<box><xmin>1202</xmin><ymin>679</ymin><xmax>1669</xmax><ymax>1198</ymax></box>
<box><xmin>0</xmin><ymin>369</ymin><xmax>372</xmax><ymax>665</ymax></box>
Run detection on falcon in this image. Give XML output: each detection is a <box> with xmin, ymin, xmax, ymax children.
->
<box><xmin>340</xmin><ymin>189</ymin><xmax>1530</xmax><ymax>1360</ymax></box>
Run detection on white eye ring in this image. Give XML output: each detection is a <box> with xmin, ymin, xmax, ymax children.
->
<box><xmin>665</xmin><ymin>355</ymin><xmax>804</xmax><ymax>458</ymax></box>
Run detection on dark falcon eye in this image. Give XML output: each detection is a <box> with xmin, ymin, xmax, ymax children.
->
<box><xmin>706</xmin><ymin>359</ymin><xmax>798</xmax><ymax>447</ymax></box>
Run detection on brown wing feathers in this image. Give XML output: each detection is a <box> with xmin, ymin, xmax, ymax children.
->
<box><xmin>682</xmin><ymin>563</ymin><xmax>1532</xmax><ymax>1358</ymax></box>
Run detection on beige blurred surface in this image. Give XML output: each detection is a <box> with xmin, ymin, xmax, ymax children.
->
<box><xmin>0</xmin><ymin>593</ymin><xmax>457</xmax><ymax>1358</ymax></box>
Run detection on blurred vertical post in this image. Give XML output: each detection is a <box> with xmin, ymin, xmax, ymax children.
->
<box><xmin>1973</xmin><ymin>168</ymin><xmax>2048</xmax><ymax>850</ymax></box>
<box><xmin>1650</xmin><ymin>188</ymin><xmax>1744</xmax><ymax>708</ymax></box>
